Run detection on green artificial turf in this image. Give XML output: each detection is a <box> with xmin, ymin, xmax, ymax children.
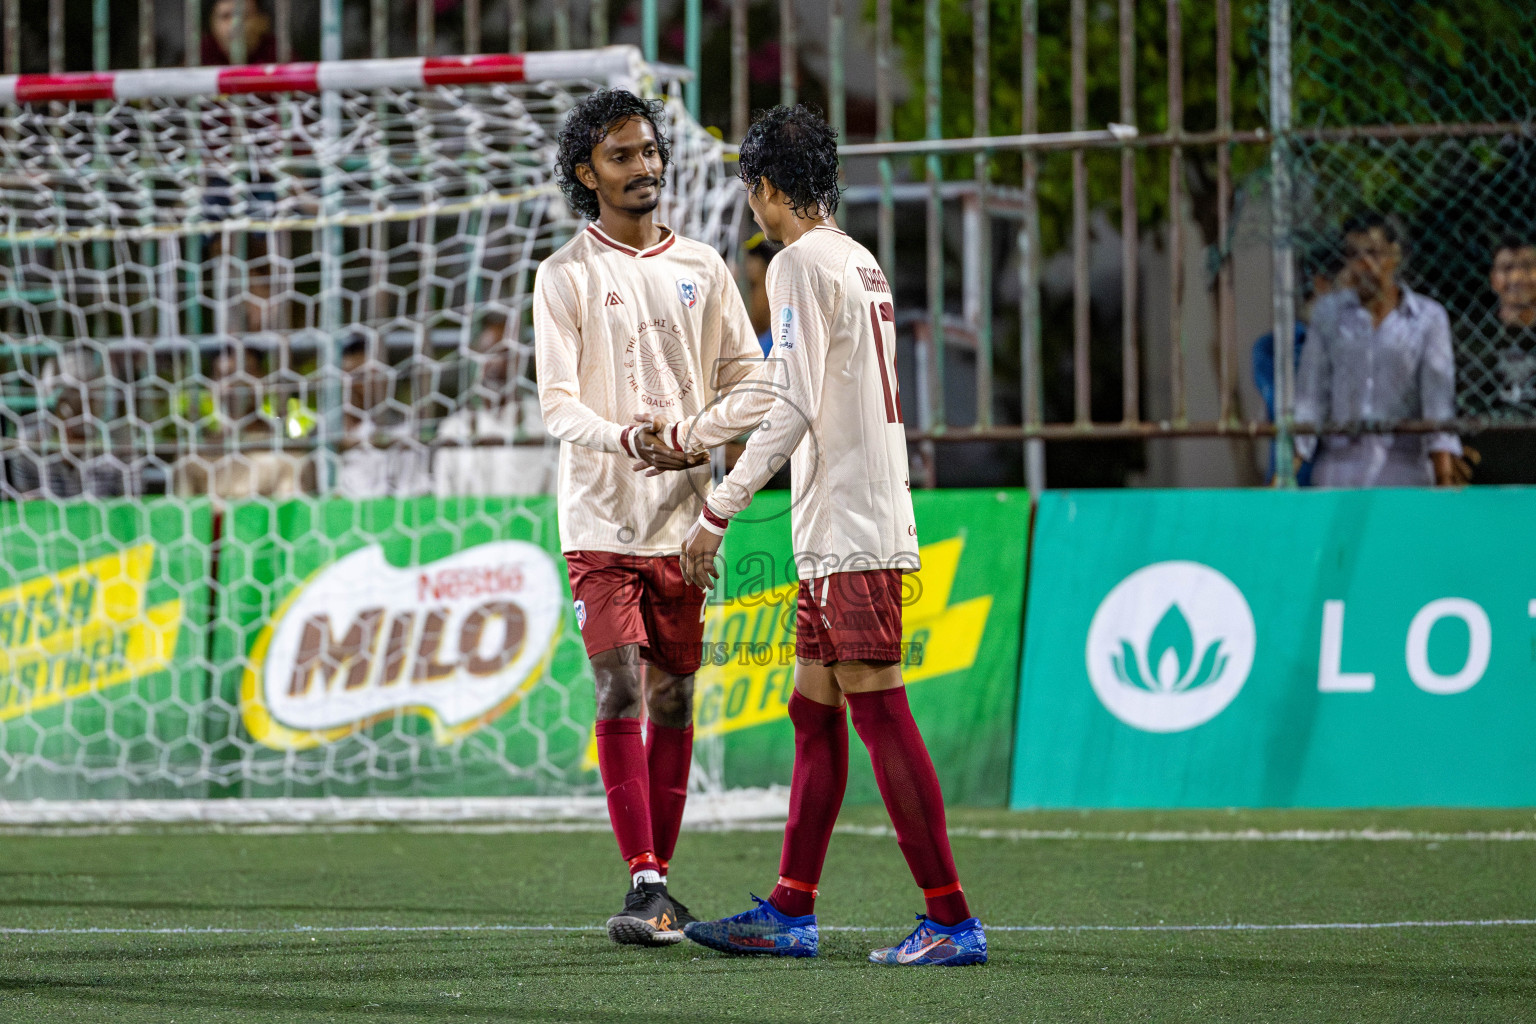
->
<box><xmin>1</xmin><ymin>807</ymin><xmax>1534</xmax><ymax>1022</ymax></box>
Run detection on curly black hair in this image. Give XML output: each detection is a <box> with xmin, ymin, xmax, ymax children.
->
<box><xmin>738</xmin><ymin>104</ymin><xmax>842</xmax><ymax>218</ymax></box>
<box><xmin>555</xmin><ymin>90</ymin><xmax>671</xmax><ymax>221</ymax></box>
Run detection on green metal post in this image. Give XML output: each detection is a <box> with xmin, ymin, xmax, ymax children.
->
<box><xmin>924</xmin><ymin>0</ymin><xmax>944</xmax><ymax>430</ymax></box>
<box><xmin>319</xmin><ymin>0</ymin><xmax>343</xmax><ymax>493</ymax></box>
<box><xmin>93</xmin><ymin>0</ymin><xmax>111</xmax><ymax>423</ymax></box>
<box><xmin>275</xmin><ymin>0</ymin><xmax>291</xmax><ymax>61</ymax></box>
<box><xmin>685</xmin><ymin>0</ymin><xmax>701</xmax><ymax>119</ymax></box>
<box><xmin>418</xmin><ymin>0</ymin><xmax>434</xmax><ymax>57</ymax></box>
<box><xmin>1271</xmin><ymin>0</ymin><xmax>1297</xmax><ymax>486</ymax></box>
<box><xmin>780</xmin><ymin>0</ymin><xmax>796</xmax><ymax>106</ymax></box>
<box><xmin>643</xmin><ymin>0</ymin><xmax>658</xmax><ymax>63</ymax></box>
<box><xmin>876</xmin><ymin>0</ymin><xmax>894</xmax><ymax>281</ymax></box>
<box><xmin>553</xmin><ymin>0</ymin><xmax>570</xmax><ymax>51</ymax></box>
<box><xmin>465</xmin><ymin>0</ymin><xmax>481</xmax><ymax>52</ymax></box>
<box><xmin>590</xmin><ymin>0</ymin><xmax>608</xmax><ymax>47</ymax></box>
<box><xmin>829</xmin><ymin>0</ymin><xmax>845</xmax><ymax>138</ymax></box>
<box><xmin>372</xmin><ymin>0</ymin><xmax>388</xmax><ymax>58</ymax></box>
<box><xmin>230</xmin><ymin>0</ymin><xmax>245</xmax><ymax>63</ymax></box>
<box><xmin>184</xmin><ymin>0</ymin><xmax>204</xmax><ymax>343</ymax></box>
<box><xmin>972</xmin><ymin>0</ymin><xmax>990</xmax><ymax>427</ymax></box>
<box><xmin>3</xmin><ymin>0</ymin><xmax>17</xmax><ymax>73</ymax></box>
<box><xmin>731</xmin><ymin>0</ymin><xmax>747</xmax><ymax>140</ymax></box>
<box><xmin>509</xmin><ymin>0</ymin><xmax>525</xmax><ymax>53</ymax></box>
<box><xmin>1021</xmin><ymin>0</ymin><xmax>1044</xmax><ymax>493</ymax></box>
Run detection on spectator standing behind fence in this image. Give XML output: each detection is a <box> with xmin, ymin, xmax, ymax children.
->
<box><xmin>433</xmin><ymin>315</ymin><xmax>557</xmax><ymax>496</ymax></box>
<box><xmin>335</xmin><ymin>336</ymin><xmax>432</xmax><ymax>499</ymax></box>
<box><xmin>1294</xmin><ymin>213</ymin><xmax>1467</xmax><ymax>487</ymax></box>
<box><xmin>1457</xmin><ymin>236</ymin><xmax>1536</xmax><ymax>484</ymax></box>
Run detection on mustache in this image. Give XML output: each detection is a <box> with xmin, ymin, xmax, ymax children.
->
<box><xmin>626</xmin><ymin>176</ymin><xmax>660</xmax><ymax>191</ymax></box>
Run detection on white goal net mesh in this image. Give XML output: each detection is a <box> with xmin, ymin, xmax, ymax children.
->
<box><xmin>0</xmin><ymin>48</ymin><xmax>743</xmax><ymax>805</ymax></box>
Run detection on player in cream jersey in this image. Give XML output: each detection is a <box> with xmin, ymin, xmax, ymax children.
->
<box><xmin>535</xmin><ymin>219</ymin><xmax>757</xmax><ymax>554</ymax></box>
<box><xmin>644</xmin><ymin>217</ymin><xmax>919</xmax><ymax>578</ymax></box>
<box><xmin>535</xmin><ymin>89</ymin><xmax>759</xmax><ymax>949</ymax></box>
<box><xmin>638</xmin><ymin>105</ymin><xmax>985</xmax><ymax>968</ymax></box>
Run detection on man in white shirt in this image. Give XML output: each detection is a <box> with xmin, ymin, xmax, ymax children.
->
<box><xmin>1294</xmin><ymin>214</ymin><xmax>1466</xmax><ymax>487</ymax></box>
<box><xmin>636</xmin><ymin>105</ymin><xmax>984</xmax><ymax>967</ymax></box>
<box><xmin>534</xmin><ymin>89</ymin><xmax>760</xmax><ymax>946</ymax></box>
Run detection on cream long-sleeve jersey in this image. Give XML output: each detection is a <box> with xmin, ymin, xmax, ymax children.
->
<box><xmin>660</xmin><ymin>225</ymin><xmax>920</xmax><ymax>579</ymax></box>
<box><xmin>533</xmin><ymin>223</ymin><xmax>761</xmax><ymax>555</ymax></box>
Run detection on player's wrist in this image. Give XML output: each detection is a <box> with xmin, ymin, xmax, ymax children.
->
<box><xmin>696</xmin><ymin>502</ymin><xmax>730</xmax><ymax>536</ymax></box>
<box><xmin>618</xmin><ymin>425</ymin><xmax>638</xmax><ymax>458</ymax></box>
<box><xmin>660</xmin><ymin>420</ymin><xmax>689</xmax><ymax>453</ymax></box>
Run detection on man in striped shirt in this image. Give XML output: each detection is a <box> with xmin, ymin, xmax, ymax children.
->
<box><xmin>534</xmin><ymin>89</ymin><xmax>761</xmax><ymax>946</ymax></box>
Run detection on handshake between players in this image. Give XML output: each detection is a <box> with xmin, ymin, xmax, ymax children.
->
<box><xmin>536</xmin><ymin>91</ymin><xmax>984</xmax><ymax>966</ymax></box>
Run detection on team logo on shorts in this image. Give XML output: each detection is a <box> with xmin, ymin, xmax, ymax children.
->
<box><xmin>676</xmin><ymin>278</ymin><xmax>699</xmax><ymax>309</ymax></box>
<box><xmin>574</xmin><ymin>599</ymin><xmax>587</xmax><ymax>631</ymax></box>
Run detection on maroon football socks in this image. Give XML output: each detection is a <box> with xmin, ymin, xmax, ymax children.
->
<box><xmin>594</xmin><ymin>717</ymin><xmax>660</xmax><ymax>883</ymax></box>
<box><xmin>646</xmin><ymin>720</ymin><xmax>693</xmax><ymax>870</ymax></box>
<box><xmin>769</xmin><ymin>691</ymin><xmax>850</xmax><ymax>918</ymax></box>
<box><xmin>846</xmin><ymin>686</ymin><xmax>971</xmax><ymax>926</ymax></box>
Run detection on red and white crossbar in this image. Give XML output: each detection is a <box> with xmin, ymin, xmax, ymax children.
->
<box><xmin>0</xmin><ymin>46</ymin><xmax>642</xmax><ymax>105</ymax></box>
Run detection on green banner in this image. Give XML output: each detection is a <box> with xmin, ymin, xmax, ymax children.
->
<box><xmin>695</xmin><ymin>489</ymin><xmax>1028</xmax><ymax>806</ymax></box>
<box><xmin>0</xmin><ymin>499</ymin><xmax>213</xmax><ymax>798</ymax></box>
<box><xmin>212</xmin><ymin>495</ymin><xmax>591</xmax><ymax>797</ymax></box>
<box><xmin>214</xmin><ymin>489</ymin><xmax>1028</xmax><ymax>804</ymax></box>
<box><xmin>1012</xmin><ymin>489</ymin><xmax>1536</xmax><ymax>808</ymax></box>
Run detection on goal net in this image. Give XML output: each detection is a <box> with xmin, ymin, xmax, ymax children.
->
<box><xmin>0</xmin><ymin>47</ymin><xmax>747</xmax><ymax>813</ymax></box>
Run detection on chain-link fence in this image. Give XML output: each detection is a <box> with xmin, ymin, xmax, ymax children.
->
<box><xmin>1266</xmin><ymin>0</ymin><xmax>1536</xmax><ymax>480</ymax></box>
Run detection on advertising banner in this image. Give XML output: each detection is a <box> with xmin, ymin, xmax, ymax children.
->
<box><xmin>689</xmin><ymin>489</ymin><xmax>1029</xmax><ymax>806</ymax></box>
<box><xmin>213</xmin><ymin>495</ymin><xmax>594</xmax><ymax>797</ymax></box>
<box><xmin>0</xmin><ymin>500</ymin><xmax>212</xmax><ymax>798</ymax></box>
<box><xmin>1012</xmin><ymin>488</ymin><xmax>1536</xmax><ymax>808</ymax></box>
<box><xmin>216</xmin><ymin>489</ymin><xmax>1028</xmax><ymax>803</ymax></box>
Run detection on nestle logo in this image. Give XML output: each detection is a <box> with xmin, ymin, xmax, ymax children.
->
<box><xmin>243</xmin><ymin>542</ymin><xmax>562</xmax><ymax>749</ymax></box>
<box><xmin>417</xmin><ymin>564</ymin><xmax>524</xmax><ymax>603</ymax></box>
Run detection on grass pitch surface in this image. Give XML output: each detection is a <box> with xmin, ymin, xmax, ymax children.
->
<box><xmin>1</xmin><ymin>806</ymin><xmax>1534</xmax><ymax>1022</ymax></box>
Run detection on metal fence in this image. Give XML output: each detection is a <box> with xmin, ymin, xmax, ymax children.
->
<box><xmin>1</xmin><ymin>0</ymin><xmax>1533</xmax><ymax>493</ymax></box>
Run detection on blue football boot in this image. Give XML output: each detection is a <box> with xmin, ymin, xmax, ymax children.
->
<box><xmin>682</xmin><ymin>895</ymin><xmax>818</xmax><ymax>957</ymax></box>
<box><xmin>868</xmin><ymin>915</ymin><xmax>987</xmax><ymax>966</ymax></box>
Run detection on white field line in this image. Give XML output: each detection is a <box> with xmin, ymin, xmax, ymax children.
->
<box><xmin>832</xmin><ymin>825</ymin><xmax>1536</xmax><ymax>843</ymax></box>
<box><xmin>4</xmin><ymin>822</ymin><xmax>1536</xmax><ymax>841</ymax></box>
<box><xmin>1</xmin><ymin>919</ymin><xmax>1534</xmax><ymax>938</ymax></box>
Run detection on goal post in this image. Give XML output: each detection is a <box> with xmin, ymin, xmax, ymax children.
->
<box><xmin>0</xmin><ymin>47</ymin><xmax>757</xmax><ymax>820</ymax></box>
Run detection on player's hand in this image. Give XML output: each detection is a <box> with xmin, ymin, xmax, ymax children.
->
<box><xmin>680</xmin><ymin>518</ymin><xmax>723</xmax><ymax>590</ymax></box>
<box><xmin>630</xmin><ymin>416</ymin><xmax>706</xmax><ymax>476</ymax></box>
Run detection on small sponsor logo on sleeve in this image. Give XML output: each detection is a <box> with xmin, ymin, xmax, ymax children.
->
<box><xmin>676</xmin><ymin>278</ymin><xmax>699</xmax><ymax>309</ymax></box>
<box><xmin>777</xmin><ymin>306</ymin><xmax>796</xmax><ymax>351</ymax></box>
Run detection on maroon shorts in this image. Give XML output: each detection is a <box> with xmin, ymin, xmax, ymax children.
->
<box><xmin>796</xmin><ymin>569</ymin><xmax>905</xmax><ymax>665</ymax></box>
<box><xmin>564</xmin><ymin>551</ymin><xmax>706</xmax><ymax>676</ymax></box>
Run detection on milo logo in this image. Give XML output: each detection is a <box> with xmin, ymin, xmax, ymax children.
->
<box><xmin>241</xmin><ymin>541</ymin><xmax>562</xmax><ymax>749</ymax></box>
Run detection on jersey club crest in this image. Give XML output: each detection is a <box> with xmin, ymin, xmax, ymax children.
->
<box><xmin>676</xmin><ymin>278</ymin><xmax>699</xmax><ymax>309</ymax></box>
